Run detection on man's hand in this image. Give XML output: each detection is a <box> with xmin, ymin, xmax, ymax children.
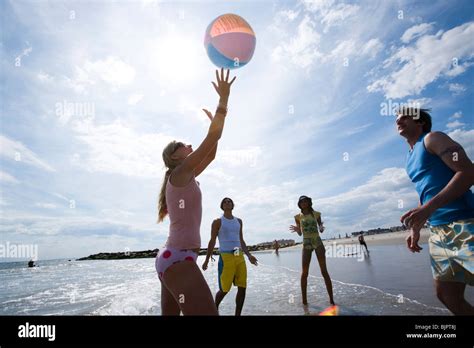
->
<box><xmin>400</xmin><ymin>205</ymin><xmax>433</xmax><ymax>232</ymax></box>
<box><xmin>202</xmin><ymin>259</ymin><xmax>209</xmax><ymax>271</ymax></box>
<box><xmin>406</xmin><ymin>227</ymin><xmax>423</xmax><ymax>253</ymax></box>
<box><xmin>248</xmin><ymin>255</ymin><xmax>258</xmax><ymax>266</ymax></box>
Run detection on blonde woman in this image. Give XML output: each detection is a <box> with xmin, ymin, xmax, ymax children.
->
<box><xmin>156</xmin><ymin>69</ymin><xmax>236</xmax><ymax>315</ymax></box>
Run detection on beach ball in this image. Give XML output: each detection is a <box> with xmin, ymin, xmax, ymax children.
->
<box><xmin>204</xmin><ymin>13</ymin><xmax>256</xmax><ymax>69</ymax></box>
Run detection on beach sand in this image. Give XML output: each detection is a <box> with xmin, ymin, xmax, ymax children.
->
<box><xmin>278</xmin><ymin>228</ymin><xmax>431</xmax><ymax>252</ymax></box>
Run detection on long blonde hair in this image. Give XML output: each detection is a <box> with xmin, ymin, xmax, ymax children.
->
<box><xmin>157</xmin><ymin>141</ymin><xmax>183</xmax><ymax>223</ymax></box>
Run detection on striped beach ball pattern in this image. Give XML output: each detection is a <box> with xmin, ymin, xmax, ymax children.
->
<box><xmin>204</xmin><ymin>14</ymin><xmax>256</xmax><ymax>69</ymax></box>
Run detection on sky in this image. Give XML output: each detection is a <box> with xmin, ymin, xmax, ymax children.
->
<box><xmin>1</xmin><ymin>0</ymin><xmax>473</xmax><ymax>260</ymax></box>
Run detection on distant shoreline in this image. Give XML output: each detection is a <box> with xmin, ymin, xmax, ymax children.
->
<box><xmin>279</xmin><ymin>228</ymin><xmax>431</xmax><ymax>251</ymax></box>
<box><xmin>76</xmin><ymin>229</ymin><xmax>431</xmax><ymax>261</ymax></box>
<box><xmin>76</xmin><ymin>243</ymin><xmax>296</xmax><ymax>261</ymax></box>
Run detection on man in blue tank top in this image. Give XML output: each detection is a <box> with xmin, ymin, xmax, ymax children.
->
<box><xmin>202</xmin><ymin>197</ymin><xmax>258</xmax><ymax>315</ymax></box>
<box><xmin>396</xmin><ymin>106</ymin><xmax>474</xmax><ymax>315</ymax></box>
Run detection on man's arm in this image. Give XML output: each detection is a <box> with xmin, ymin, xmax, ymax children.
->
<box><xmin>401</xmin><ymin>132</ymin><xmax>474</xmax><ymax>236</ymax></box>
<box><xmin>238</xmin><ymin>219</ymin><xmax>257</xmax><ymax>265</ymax></box>
<box><xmin>424</xmin><ymin>131</ymin><xmax>474</xmax><ymax>211</ymax></box>
<box><xmin>202</xmin><ymin>219</ymin><xmax>220</xmax><ymax>270</ymax></box>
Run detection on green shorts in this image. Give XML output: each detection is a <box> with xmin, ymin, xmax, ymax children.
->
<box><xmin>303</xmin><ymin>234</ymin><xmax>323</xmax><ymax>251</ymax></box>
<box><xmin>429</xmin><ymin>218</ymin><xmax>474</xmax><ymax>285</ymax></box>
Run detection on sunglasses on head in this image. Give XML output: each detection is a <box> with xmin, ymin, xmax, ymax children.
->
<box><xmin>173</xmin><ymin>142</ymin><xmax>185</xmax><ymax>152</ymax></box>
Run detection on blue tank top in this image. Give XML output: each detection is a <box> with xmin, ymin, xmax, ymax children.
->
<box><xmin>217</xmin><ymin>215</ymin><xmax>241</xmax><ymax>253</ymax></box>
<box><xmin>406</xmin><ymin>133</ymin><xmax>474</xmax><ymax>226</ymax></box>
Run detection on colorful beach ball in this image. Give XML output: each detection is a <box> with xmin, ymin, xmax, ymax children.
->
<box><xmin>204</xmin><ymin>13</ymin><xmax>256</xmax><ymax>69</ymax></box>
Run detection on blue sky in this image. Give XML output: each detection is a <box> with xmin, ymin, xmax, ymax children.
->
<box><xmin>1</xmin><ymin>0</ymin><xmax>473</xmax><ymax>260</ymax></box>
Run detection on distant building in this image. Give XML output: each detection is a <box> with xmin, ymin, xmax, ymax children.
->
<box><xmin>256</xmin><ymin>239</ymin><xmax>295</xmax><ymax>248</ymax></box>
<box><xmin>351</xmin><ymin>225</ymin><xmax>407</xmax><ymax>237</ymax></box>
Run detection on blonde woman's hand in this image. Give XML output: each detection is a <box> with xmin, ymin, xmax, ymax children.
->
<box><xmin>212</xmin><ymin>68</ymin><xmax>236</xmax><ymax>102</ymax></box>
<box><xmin>202</xmin><ymin>108</ymin><xmax>213</xmax><ymax>121</ymax></box>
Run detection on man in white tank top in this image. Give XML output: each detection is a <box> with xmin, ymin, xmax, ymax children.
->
<box><xmin>202</xmin><ymin>197</ymin><xmax>258</xmax><ymax>315</ymax></box>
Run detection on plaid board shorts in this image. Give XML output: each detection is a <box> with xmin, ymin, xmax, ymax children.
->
<box><xmin>429</xmin><ymin>218</ymin><xmax>474</xmax><ymax>285</ymax></box>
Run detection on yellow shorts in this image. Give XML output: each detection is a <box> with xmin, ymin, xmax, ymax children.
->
<box><xmin>218</xmin><ymin>251</ymin><xmax>247</xmax><ymax>292</ymax></box>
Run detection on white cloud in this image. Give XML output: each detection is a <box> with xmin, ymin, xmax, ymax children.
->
<box><xmin>368</xmin><ymin>22</ymin><xmax>474</xmax><ymax>99</ymax></box>
<box><xmin>448</xmin><ymin>83</ymin><xmax>466</xmax><ymax>95</ymax></box>
<box><xmin>0</xmin><ymin>170</ymin><xmax>20</xmax><ymax>184</ymax></box>
<box><xmin>100</xmin><ymin>208</ymin><xmax>135</xmax><ymax>219</ymax></box>
<box><xmin>450</xmin><ymin>111</ymin><xmax>462</xmax><ymax>119</ymax></box>
<box><xmin>329</xmin><ymin>39</ymin><xmax>356</xmax><ymax>60</ymax></box>
<box><xmin>127</xmin><ymin>93</ymin><xmax>144</xmax><ymax>105</ymax></box>
<box><xmin>0</xmin><ymin>213</ymin><xmax>164</xmax><ymax>259</ymax></box>
<box><xmin>0</xmin><ymin>213</ymin><xmax>158</xmax><ymax>238</ymax></box>
<box><xmin>406</xmin><ymin>97</ymin><xmax>432</xmax><ymax>107</ymax></box>
<box><xmin>52</xmin><ymin>192</ymin><xmax>71</xmax><ymax>202</ymax></box>
<box><xmin>444</xmin><ymin>61</ymin><xmax>474</xmax><ymax>77</ymax></box>
<box><xmin>72</xmin><ymin>56</ymin><xmax>135</xmax><ymax>91</ymax></box>
<box><xmin>448</xmin><ymin>129</ymin><xmax>474</xmax><ymax>158</ymax></box>
<box><xmin>317</xmin><ymin>167</ymin><xmax>419</xmax><ymax>233</ymax></box>
<box><xmin>0</xmin><ymin>135</ymin><xmax>55</xmax><ymax>172</ymax></box>
<box><xmin>446</xmin><ymin>120</ymin><xmax>465</xmax><ymax>129</ymax></box>
<box><xmin>360</xmin><ymin>38</ymin><xmax>384</xmax><ymax>60</ymax></box>
<box><xmin>141</xmin><ymin>0</ymin><xmax>160</xmax><ymax>7</ymax></box>
<box><xmin>277</xmin><ymin>9</ymin><xmax>300</xmax><ymax>22</ymax></box>
<box><xmin>401</xmin><ymin>22</ymin><xmax>434</xmax><ymax>43</ymax></box>
<box><xmin>35</xmin><ymin>203</ymin><xmax>57</xmax><ymax>209</ymax></box>
<box><xmin>211</xmin><ymin>166</ymin><xmax>418</xmax><ymax>240</ymax></box>
<box><xmin>16</xmin><ymin>44</ymin><xmax>32</xmax><ymax>62</ymax></box>
<box><xmin>345</xmin><ymin>123</ymin><xmax>373</xmax><ymax>136</ymax></box>
<box><xmin>71</xmin><ymin>119</ymin><xmax>174</xmax><ymax>178</ymax></box>
<box><xmin>272</xmin><ymin>1</ymin><xmax>384</xmax><ymax>69</ymax></box>
<box><xmin>329</xmin><ymin>38</ymin><xmax>383</xmax><ymax>62</ymax></box>
<box><xmin>216</xmin><ymin>146</ymin><xmax>262</xmax><ymax>168</ymax></box>
<box><xmin>37</xmin><ymin>71</ymin><xmax>53</xmax><ymax>82</ymax></box>
<box><xmin>272</xmin><ymin>15</ymin><xmax>322</xmax><ymax>68</ymax></box>
<box><xmin>303</xmin><ymin>0</ymin><xmax>360</xmax><ymax>33</ymax></box>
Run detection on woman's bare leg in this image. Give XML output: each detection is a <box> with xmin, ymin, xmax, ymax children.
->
<box><xmin>315</xmin><ymin>246</ymin><xmax>335</xmax><ymax>305</ymax></box>
<box><xmin>301</xmin><ymin>248</ymin><xmax>312</xmax><ymax>305</ymax></box>
<box><xmin>161</xmin><ymin>282</ymin><xmax>181</xmax><ymax>315</ymax></box>
<box><xmin>162</xmin><ymin>261</ymin><xmax>218</xmax><ymax>315</ymax></box>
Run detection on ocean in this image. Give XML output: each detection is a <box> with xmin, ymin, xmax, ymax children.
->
<box><xmin>1</xmin><ymin>243</ymin><xmax>472</xmax><ymax>315</ymax></box>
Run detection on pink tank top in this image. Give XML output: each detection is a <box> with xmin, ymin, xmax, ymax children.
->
<box><xmin>165</xmin><ymin>174</ymin><xmax>202</xmax><ymax>249</ymax></box>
